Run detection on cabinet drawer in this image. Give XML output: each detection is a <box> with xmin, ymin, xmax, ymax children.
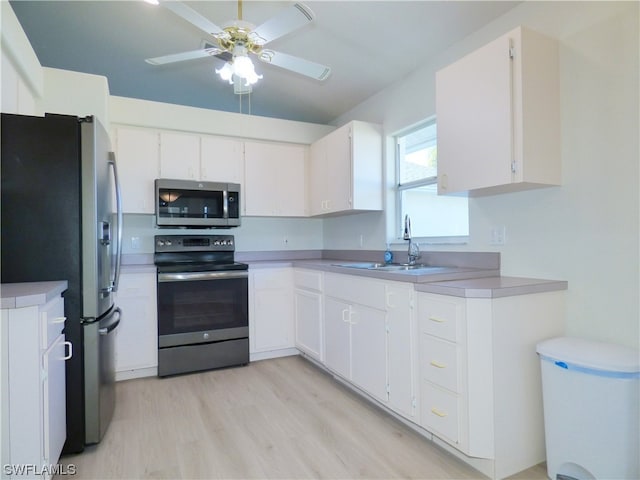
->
<box><xmin>294</xmin><ymin>269</ymin><xmax>323</xmax><ymax>292</ymax></box>
<box><xmin>421</xmin><ymin>381</ymin><xmax>460</xmax><ymax>444</ymax></box>
<box><xmin>325</xmin><ymin>273</ymin><xmax>386</xmax><ymax>310</ymax></box>
<box><xmin>421</xmin><ymin>335</ymin><xmax>459</xmax><ymax>393</ymax></box>
<box><xmin>41</xmin><ymin>298</ymin><xmax>66</xmax><ymax>349</ymax></box>
<box><xmin>418</xmin><ymin>294</ymin><xmax>463</xmax><ymax>342</ymax></box>
<box><xmin>252</xmin><ymin>269</ymin><xmax>291</xmax><ymax>290</ymax></box>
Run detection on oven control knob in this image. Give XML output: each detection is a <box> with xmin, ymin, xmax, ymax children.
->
<box><xmin>214</xmin><ymin>240</ymin><xmax>220</xmax><ymax>246</ymax></box>
<box><xmin>203</xmin><ymin>332</ymin><xmax>210</xmax><ymax>340</ymax></box>
<box><xmin>157</xmin><ymin>240</ymin><xmax>165</xmax><ymax>246</ymax></box>
<box><xmin>166</xmin><ymin>240</ymin><xmax>172</xmax><ymax>246</ymax></box>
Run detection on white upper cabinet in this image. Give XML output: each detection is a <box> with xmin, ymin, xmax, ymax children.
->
<box><xmin>114</xmin><ymin>126</ymin><xmax>159</xmax><ymax>214</ymax></box>
<box><xmin>244</xmin><ymin>141</ymin><xmax>308</xmax><ymax>217</ymax></box>
<box><xmin>436</xmin><ymin>26</ymin><xmax>560</xmax><ymax>196</ymax></box>
<box><xmin>159</xmin><ymin>132</ymin><xmax>245</xmax><ymax>184</ymax></box>
<box><xmin>309</xmin><ymin>121</ymin><xmax>383</xmax><ymax>216</ymax></box>
<box><xmin>200</xmin><ymin>135</ymin><xmax>244</xmax><ymax>184</ymax></box>
<box><xmin>159</xmin><ymin>131</ymin><xmax>200</xmax><ymax>180</ymax></box>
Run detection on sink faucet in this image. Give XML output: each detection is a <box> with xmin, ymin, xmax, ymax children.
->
<box><xmin>403</xmin><ymin>214</ymin><xmax>421</xmax><ymax>265</ymax></box>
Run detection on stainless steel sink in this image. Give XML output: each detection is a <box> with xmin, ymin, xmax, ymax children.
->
<box><xmin>332</xmin><ymin>262</ymin><xmax>387</xmax><ymax>269</ymax></box>
<box><xmin>333</xmin><ymin>262</ymin><xmax>441</xmax><ymax>272</ymax></box>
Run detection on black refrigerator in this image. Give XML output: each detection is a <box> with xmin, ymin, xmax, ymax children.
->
<box><xmin>1</xmin><ymin>112</ymin><xmax>123</xmax><ymax>453</ymax></box>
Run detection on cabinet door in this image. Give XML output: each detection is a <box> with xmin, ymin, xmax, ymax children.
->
<box><xmin>324</xmin><ymin>297</ymin><xmax>351</xmax><ymax>379</ymax></box>
<box><xmin>294</xmin><ymin>289</ymin><xmax>323</xmax><ymax>360</ymax></box>
<box><xmin>42</xmin><ymin>334</ymin><xmax>67</xmax><ymax>466</ymax></box>
<box><xmin>200</xmin><ymin>135</ymin><xmax>244</xmax><ymax>184</ymax></box>
<box><xmin>41</xmin><ymin>296</ymin><xmax>65</xmax><ymax>350</ymax></box>
<box><xmin>436</xmin><ymin>33</ymin><xmax>513</xmax><ymax>194</ymax></box>
<box><xmin>250</xmin><ymin>269</ymin><xmax>294</xmax><ymax>353</ymax></box>
<box><xmin>309</xmin><ymin>137</ymin><xmax>328</xmax><ymax>215</ymax></box>
<box><xmin>350</xmin><ymin>304</ymin><xmax>387</xmax><ymax>402</ymax></box>
<box><xmin>115</xmin><ymin>127</ymin><xmax>159</xmax><ymax>214</ymax></box>
<box><xmin>159</xmin><ymin>131</ymin><xmax>200</xmax><ymax>180</ymax></box>
<box><xmin>386</xmin><ymin>284</ymin><xmax>416</xmax><ymax>418</ymax></box>
<box><xmin>114</xmin><ymin>272</ymin><xmax>157</xmax><ymax>372</ymax></box>
<box><xmin>325</xmin><ymin>124</ymin><xmax>352</xmax><ymax>213</ymax></box>
<box><xmin>244</xmin><ymin>141</ymin><xmax>307</xmax><ymax>217</ymax></box>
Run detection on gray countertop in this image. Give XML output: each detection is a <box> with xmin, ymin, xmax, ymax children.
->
<box><xmin>289</xmin><ymin>259</ymin><xmax>501</xmax><ymax>284</ymax></box>
<box><xmin>122</xmin><ymin>251</ymin><xmax>567</xmax><ymax>298</ymax></box>
<box><xmin>415</xmin><ymin>276</ymin><xmax>568</xmax><ymax>298</ymax></box>
<box><xmin>1</xmin><ymin>281</ymin><xmax>68</xmax><ymax>309</ymax></box>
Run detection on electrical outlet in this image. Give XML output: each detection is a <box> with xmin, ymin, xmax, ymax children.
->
<box><xmin>130</xmin><ymin>236</ymin><xmax>141</xmax><ymax>250</ymax></box>
<box><xmin>283</xmin><ymin>237</ymin><xmax>289</xmax><ymax>245</ymax></box>
<box><xmin>490</xmin><ymin>226</ymin><xmax>506</xmax><ymax>246</ymax></box>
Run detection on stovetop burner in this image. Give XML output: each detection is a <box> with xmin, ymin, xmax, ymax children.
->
<box><xmin>154</xmin><ymin>234</ymin><xmax>246</xmax><ymax>272</ymax></box>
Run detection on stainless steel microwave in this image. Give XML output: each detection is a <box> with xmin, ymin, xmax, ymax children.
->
<box><xmin>155</xmin><ymin>179</ymin><xmax>241</xmax><ymax>228</ymax></box>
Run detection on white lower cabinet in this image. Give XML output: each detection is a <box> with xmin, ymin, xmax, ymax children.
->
<box><xmin>114</xmin><ymin>270</ymin><xmax>158</xmax><ymax>379</ymax></box>
<box><xmin>293</xmin><ymin>269</ymin><xmax>323</xmax><ymax>361</ymax></box>
<box><xmin>324</xmin><ymin>296</ymin><xmax>352</xmax><ymax>379</ymax></box>
<box><xmin>349</xmin><ymin>303</ymin><xmax>387</xmax><ymax>401</ymax></box>
<box><xmin>323</xmin><ymin>273</ymin><xmax>411</xmax><ymax>406</ymax></box>
<box><xmin>417</xmin><ymin>290</ymin><xmax>566</xmax><ymax>480</ymax></box>
<box><xmin>3</xmin><ymin>294</ymin><xmax>69</xmax><ymax>479</ymax></box>
<box><xmin>385</xmin><ymin>281</ymin><xmax>417</xmax><ymax>420</ymax></box>
<box><xmin>325</xmin><ymin>294</ymin><xmax>388</xmax><ymax>401</ymax></box>
<box><xmin>249</xmin><ymin>268</ymin><xmax>295</xmax><ymax>357</ymax></box>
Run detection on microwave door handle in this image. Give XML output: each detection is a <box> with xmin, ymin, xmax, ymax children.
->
<box><xmin>223</xmin><ymin>189</ymin><xmax>229</xmax><ymax>219</ymax></box>
<box><xmin>108</xmin><ymin>152</ymin><xmax>123</xmax><ymax>293</ymax></box>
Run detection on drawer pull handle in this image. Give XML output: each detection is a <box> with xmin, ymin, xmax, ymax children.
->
<box><xmin>429</xmin><ymin>316</ymin><xmax>446</xmax><ymax>323</ymax></box>
<box><xmin>430</xmin><ymin>360</ymin><xmax>447</xmax><ymax>369</ymax></box>
<box><xmin>431</xmin><ymin>407</ymin><xmax>448</xmax><ymax>418</ymax></box>
<box><xmin>63</xmin><ymin>341</ymin><xmax>73</xmax><ymax>360</ymax></box>
<box><xmin>52</xmin><ymin>316</ymin><xmax>67</xmax><ymax>324</ymax></box>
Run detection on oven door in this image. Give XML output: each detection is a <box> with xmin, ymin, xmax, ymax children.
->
<box><xmin>157</xmin><ymin>270</ymin><xmax>248</xmax><ymax>348</ymax></box>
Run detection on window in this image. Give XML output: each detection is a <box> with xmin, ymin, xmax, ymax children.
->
<box><xmin>396</xmin><ymin>119</ymin><xmax>468</xmax><ymax>240</ymax></box>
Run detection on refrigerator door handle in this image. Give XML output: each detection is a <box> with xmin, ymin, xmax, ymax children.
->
<box><xmin>98</xmin><ymin>307</ymin><xmax>121</xmax><ymax>336</ymax></box>
<box><xmin>108</xmin><ymin>152</ymin><xmax>123</xmax><ymax>293</ymax></box>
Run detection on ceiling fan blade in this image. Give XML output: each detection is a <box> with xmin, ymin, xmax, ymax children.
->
<box><xmin>161</xmin><ymin>1</ymin><xmax>224</xmax><ymax>37</ymax></box>
<box><xmin>145</xmin><ymin>47</ymin><xmax>222</xmax><ymax>65</ymax></box>
<box><xmin>251</xmin><ymin>3</ymin><xmax>314</xmax><ymax>45</ymax></box>
<box><xmin>258</xmin><ymin>50</ymin><xmax>331</xmax><ymax>81</ymax></box>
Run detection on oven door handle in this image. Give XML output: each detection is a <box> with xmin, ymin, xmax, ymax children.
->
<box><xmin>158</xmin><ymin>271</ymin><xmax>249</xmax><ymax>282</ymax></box>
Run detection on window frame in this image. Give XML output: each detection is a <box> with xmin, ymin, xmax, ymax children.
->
<box><xmin>392</xmin><ymin>118</ymin><xmax>469</xmax><ymax>245</ymax></box>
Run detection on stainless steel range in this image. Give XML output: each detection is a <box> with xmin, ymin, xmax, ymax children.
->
<box><xmin>154</xmin><ymin>234</ymin><xmax>249</xmax><ymax>377</ymax></box>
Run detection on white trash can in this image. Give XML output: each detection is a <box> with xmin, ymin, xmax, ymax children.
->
<box><xmin>536</xmin><ymin>337</ymin><xmax>639</xmax><ymax>480</ymax></box>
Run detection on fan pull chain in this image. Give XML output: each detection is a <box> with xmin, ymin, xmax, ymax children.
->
<box><xmin>238</xmin><ymin>0</ymin><xmax>243</xmax><ymax>20</ymax></box>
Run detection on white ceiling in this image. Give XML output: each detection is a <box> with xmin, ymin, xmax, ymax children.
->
<box><xmin>10</xmin><ymin>1</ymin><xmax>520</xmax><ymax>124</ymax></box>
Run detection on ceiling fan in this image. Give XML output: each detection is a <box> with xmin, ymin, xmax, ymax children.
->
<box><xmin>145</xmin><ymin>0</ymin><xmax>331</xmax><ymax>92</ymax></box>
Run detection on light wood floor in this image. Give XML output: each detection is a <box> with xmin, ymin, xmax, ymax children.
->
<box><xmin>58</xmin><ymin>355</ymin><xmax>548</xmax><ymax>479</ymax></box>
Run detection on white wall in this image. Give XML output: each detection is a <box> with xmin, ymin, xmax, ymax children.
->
<box><xmin>121</xmin><ymin>214</ymin><xmax>323</xmax><ymax>255</ymax></box>
<box><xmin>1</xmin><ymin>1</ymin><xmax>43</xmax><ymax>115</ymax></box>
<box><xmin>110</xmin><ymin>95</ymin><xmax>334</xmax><ymax>144</ymax></box>
<box><xmin>40</xmin><ymin>68</ymin><xmax>111</xmax><ymax>128</ymax></box>
<box><xmin>328</xmin><ymin>1</ymin><xmax>639</xmax><ymax>348</ymax></box>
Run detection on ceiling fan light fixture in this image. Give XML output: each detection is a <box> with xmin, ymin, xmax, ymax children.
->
<box><xmin>215</xmin><ymin>62</ymin><xmax>234</xmax><ymax>83</ymax></box>
<box><xmin>216</xmin><ymin>44</ymin><xmax>263</xmax><ymax>89</ymax></box>
<box><xmin>233</xmin><ymin>54</ymin><xmax>255</xmax><ymax>78</ymax></box>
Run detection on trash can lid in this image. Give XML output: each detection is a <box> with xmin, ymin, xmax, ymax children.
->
<box><xmin>536</xmin><ymin>336</ymin><xmax>640</xmax><ymax>373</ymax></box>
